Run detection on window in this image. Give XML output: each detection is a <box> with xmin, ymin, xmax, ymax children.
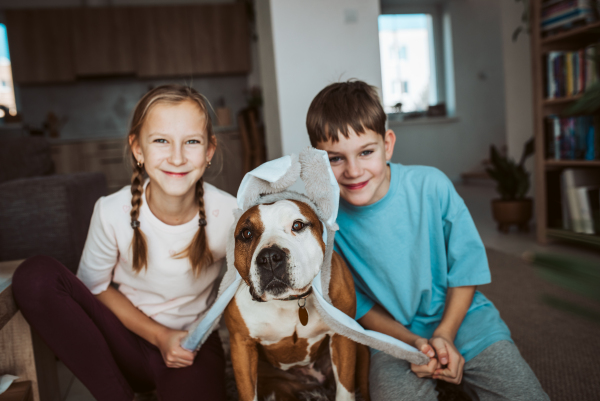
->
<box><xmin>378</xmin><ymin>5</ymin><xmax>453</xmax><ymax>116</ymax></box>
<box><xmin>0</xmin><ymin>23</ymin><xmax>17</xmax><ymax>118</ymax></box>
<box><xmin>379</xmin><ymin>14</ymin><xmax>433</xmax><ymax>113</ymax></box>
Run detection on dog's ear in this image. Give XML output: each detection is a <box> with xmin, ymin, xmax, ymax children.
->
<box><xmin>299</xmin><ymin>147</ymin><xmax>337</xmax><ymax>226</ymax></box>
<box><xmin>239</xmin><ymin>154</ymin><xmax>301</xmax><ymax>210</ymax></box>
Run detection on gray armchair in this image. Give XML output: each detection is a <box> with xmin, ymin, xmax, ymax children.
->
<box><xmin>0</xmin><ymin>137</ymin><xmax>107</xmax><ymax>273</ymax></box>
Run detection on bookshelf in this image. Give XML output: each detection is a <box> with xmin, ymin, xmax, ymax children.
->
<box><xmin>531</xmin><ymin>0</ymin><xmax>600</xmax><ymax>246</ymax></box>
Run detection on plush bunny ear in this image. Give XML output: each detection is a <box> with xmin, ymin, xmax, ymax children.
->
<box><xmin>299</xmin><ymin>147</ymin><xmax>340</xmax><ymax>228</ymax></box>
<box><xmin>237</xmin><ymin>153</ymin><xmax>301</xmax><ymax>210</ymax></box>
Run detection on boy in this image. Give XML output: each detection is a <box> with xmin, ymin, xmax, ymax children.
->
<box><xmin>306</xmin><ymin>81</ymin><xmax>548</xmax><ymax>400</ymax></box>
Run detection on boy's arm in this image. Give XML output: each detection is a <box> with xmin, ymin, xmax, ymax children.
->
<box><xmin>358</xmin><ymin>303</ymin><xmax>422</xmax><ymax>346</ymax></box>
<box><xmin>358</xmin><ymin>304</ymin><xmax>436</xmax><ymax>357</ymax></box>
<box><xmin>433</xmin><ymin>285</ymin><xmax>476</xmax><ymax>341</ymax></box>
<box><xmin>430</xmin><ymin>285</ymin><xmax>475</xmax><ymax>384</ymax></box>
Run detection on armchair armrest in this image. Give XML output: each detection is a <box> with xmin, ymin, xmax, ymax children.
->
<box><xmin>0</xmin><ymin>172</ymin><xmax>107</xmax><ymax>273</ymax></box>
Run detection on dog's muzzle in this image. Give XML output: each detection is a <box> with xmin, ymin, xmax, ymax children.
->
<box><xmin>253</xmin><ymin>245</ymin><xmax>292</xmax><ymax>299</ymax></box>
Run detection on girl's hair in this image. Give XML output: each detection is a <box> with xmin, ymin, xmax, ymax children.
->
<box><xmin>126</xmin><ymin>84</ymin><xmax>215</xmax><ymax>276</ymax></box>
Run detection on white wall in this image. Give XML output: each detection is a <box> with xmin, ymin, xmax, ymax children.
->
<box><xmin>256</xmin><ymin>0</ymin><xmax>382</xmax><ymax>158</ymax></box>
<box><xmin>388</xmin><ymin>0</ymin><xmax>507</xmax><ymax>181</ymax></box>
<box><xmin>500</xmin><ymin>0</ymin><xmax>535</xmax><ymax>196</ymax></box>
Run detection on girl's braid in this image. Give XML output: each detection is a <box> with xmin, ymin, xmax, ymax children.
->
<box><xmin>189</xmin><ymin>177</ymin><xmax>213</xmax><ymax>275</ymax></box>
<box><xmin>130</xmin><ymin>162</ymin><xmax>148</xmax><ymax>272</ymax></box>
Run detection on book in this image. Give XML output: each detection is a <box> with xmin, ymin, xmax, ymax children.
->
<box><xmin>561</xmin><ymin>168</ymin><xmax>600</xmax><ymax>233</ymax></box>
<box><xmin>544</xmin><ymin>115</ymin><xmax>596</xmax><ymax>161</ymax></box>
<box><xmin>576</xmin><ymin>186</ymin><xmax>595</xmax><ymax>233</ymax></box>
<box><xmin>541</xmin><ymin>0</ymin><xmax>595</xmax><ymax>32</ymax></box>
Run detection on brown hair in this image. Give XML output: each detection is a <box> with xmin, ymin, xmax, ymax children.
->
<box><xmin>306</xmin><ymin>80</ymin><xmax>387</xmax><ymax>147</ymax></box>
<box><xmin>126</xmin><ymin>84</ymin><xmax>214</xmax><ymax>276</ymax></box>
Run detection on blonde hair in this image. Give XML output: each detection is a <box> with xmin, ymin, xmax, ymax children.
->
<box><xmin>126</xmin><ymin>84</ymin><xmax>215</xmax><ymax>276</ymax></box>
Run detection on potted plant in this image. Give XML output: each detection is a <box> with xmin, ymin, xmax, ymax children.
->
<box><xmin>486</xmin><ymin>138</ymin><xmax>535</xmax><ymax>233</ymax></box>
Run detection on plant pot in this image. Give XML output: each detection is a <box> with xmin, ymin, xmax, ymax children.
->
<box><xmin>491</xmin><ymin>198</ymin><xmax>533</xmax><ymax>234</ymax></box>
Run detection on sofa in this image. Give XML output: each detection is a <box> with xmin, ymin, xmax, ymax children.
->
<box><xmin>0</xmin><ymin>136</ymin><xmax>107</xmax><ymax>273</ymax></box>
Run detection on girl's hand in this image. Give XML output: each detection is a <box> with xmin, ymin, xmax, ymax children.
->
<box><xmin>155</xmin><ymin>328</ymin><xmax>198</xmax><ymax>368</ymax></box>
<box><xmin>410</xmin><ymin>337</ymin><xmax>439</xmax><ymax>378</ymax></box>
<box><xmin>429</xmin><ymin>335</ymin><xmax>465</xmax><ymax>384</ymax></box>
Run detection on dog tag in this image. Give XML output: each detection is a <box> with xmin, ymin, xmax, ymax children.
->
<box><xmin>298</xmin><ymin>298</ymin><xmax>309</xmax><ymax>326</ymax></box>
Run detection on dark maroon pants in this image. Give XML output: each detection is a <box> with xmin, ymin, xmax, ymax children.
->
<box><xmin>12</xmin><ymin>256</ymin><xmax>226</xmax><ymax>401</ymax></box>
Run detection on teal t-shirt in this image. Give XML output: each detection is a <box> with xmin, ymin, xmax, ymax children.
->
<box><xmin>334</xmin><ymin>163</ymin><xmax>512</xmax><ymax>362</ymax></box>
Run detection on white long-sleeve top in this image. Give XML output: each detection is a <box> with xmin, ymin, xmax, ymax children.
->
<box><xmin>77</xmin><ymin>180</ymin><xmax>237</xmax><ymax>330</ymax></box>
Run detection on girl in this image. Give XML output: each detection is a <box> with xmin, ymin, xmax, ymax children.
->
<box><xmin>12</xmin><ymin>85</ymin><xmax>237</xmax><ymax>401</ymax></box>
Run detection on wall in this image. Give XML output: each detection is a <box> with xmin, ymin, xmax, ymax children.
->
<box><xmin>0</xmin><ymin>0</ymin><xmax>253</xmax><ymax>140</ymax></box>
<box><xmin>256</xmin><ymin>0</ymin><xmax>382</xmax><ymax>158</ymax></box>
<box><xmin>257</xmin><ymin>0</ymin><xmax>508</xmax><ymax>181</ymax></box>
<box><xmin>500</xmin><ymin>0</ymin><xmax>535</xmax><ymax>196</ymax></box>
<box><xmin>388</xmin><ymin>0</ymin><xmax>507</xmax><ymax>181</ymax></box>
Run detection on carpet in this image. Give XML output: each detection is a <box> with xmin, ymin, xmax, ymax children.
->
<box><xmin>479</xmin><ymin>248</ymin><xmax>600</xmax><ymax>401</ymax></box>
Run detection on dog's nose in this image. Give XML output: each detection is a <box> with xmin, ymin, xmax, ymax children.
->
<box><xmin>256</xmin><ymin>246</ymin><xmax>286</xmax><ymax>273</ymax></box>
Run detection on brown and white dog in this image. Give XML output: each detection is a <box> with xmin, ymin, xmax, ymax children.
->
<box><xmin>224</xmin><ymin>199</ymin><xmax>370</xmax><ymax>401</ymax></box>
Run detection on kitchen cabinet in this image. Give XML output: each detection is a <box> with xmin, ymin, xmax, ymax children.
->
<box><xmin>49</xmin><ymin>128</ymin><xmax>243</xmax><ymax>196</ymax></box>
<box><xmin>132</xmin><ymin>6</ymin><xmax>195</xmax><ymax>78</ymax></box>
<box><xmin>5</xmin><ymin>9</ymin><xmax>75</xmax><ymax>84</ymax></box>
<box><xmin>191</xmin><ymin>3</ymin><xmax>251</xmax><ymax>75</ymax></box>
<box><xmin>71</xmin><ymin>7</ymin><xmax>135</xmax><ymax>76</ymax></box>
<box><xmin>5</xmin><ymin>4</ymin><xmax>250</xmax><ymax>84</ymax></box>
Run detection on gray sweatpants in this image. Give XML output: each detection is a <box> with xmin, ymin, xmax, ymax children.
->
<box><xmin>370</xmin><ymin>340</ymin><xmax>549</xmax><ymax>401</ymax></box>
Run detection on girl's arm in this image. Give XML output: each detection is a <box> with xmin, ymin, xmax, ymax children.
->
<box><xmin>96</xmin><ymin>286</ymin><xmax>196</xmax><ymax>368</ymax></box>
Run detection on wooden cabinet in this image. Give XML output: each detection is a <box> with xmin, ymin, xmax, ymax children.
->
<box><xmin>132</xmin><ymin>6</ymin><xmax>195</xmax><ymax>78</ymax></box>
<box><xmin>71</xmin><ymin>7</ymin><xmax>135</xmax><ymax>76</ymax></box>
<box><xmin>5</xmin><ymin>4</ymin><xmax>250</xmax><ymax>83</ymax></box>
<box><xmin>50</xmin><ymin>130</ymin><xmax>243</xmax><ymax>196</ymax></box>
<box><xmin>5</xmin><ymin>9</ymin><xmax>75</xmax><ymax>84</ymax></box>
<box><xmin>191</xmin><ymin>3</ymin><xmax>251</xmax><ymax>75</ymax></box>
<box><xmin>51</xmin><ymin>138</ymin><xmax>130</xmax><ymax>194</ymax></box>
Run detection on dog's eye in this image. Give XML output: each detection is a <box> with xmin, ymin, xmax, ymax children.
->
<box><xmin>241</xmin><ymin>229</ymin><xmax>253</xmax><ymax>240</ymax></box>
<box><xmin>292</xmin><ymin>220</ymin><xmax>305</xmax><ymax>232</ymax></box>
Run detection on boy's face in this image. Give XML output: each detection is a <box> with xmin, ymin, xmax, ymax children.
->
<box><xmin>316</xmin><ymin>127</ymin><xmax>396</xmax><ymax>206</ymax></box>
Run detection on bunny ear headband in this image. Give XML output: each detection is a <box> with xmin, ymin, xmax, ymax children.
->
<box><xmin>182</xmin><ymin>147</ymin><xmax>428</xmax><ymax>366</ymax></box>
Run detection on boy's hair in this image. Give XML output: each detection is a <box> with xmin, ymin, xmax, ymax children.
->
<box><xmin>306</xmin><ymin>80</ymin><xmax>387</xmax><ymax>146</ymax></box>
<box><xmin>126</xmin><ymin>84</ymin><xmax>214</xmax><ymax>276</ymax></box>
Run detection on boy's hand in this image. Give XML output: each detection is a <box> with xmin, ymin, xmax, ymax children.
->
<box><xmin>429</xmin><ymin>335</ymin><xmax>465</xmax><ymax>384</ymax></box>
<box><xmin>410</xmin><ymin>337</ymin><xmax>439</xmax><ymax>378</ymax></box>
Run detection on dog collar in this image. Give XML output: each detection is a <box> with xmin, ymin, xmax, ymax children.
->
<box><xmin>280</xmin><ymin>287</ymin><xmax>313</xmax><ymax>301</ymax></box>
<box><xmin>251</xmin><ymin>287</ymin><xmax>313</xmax><ymax>302</ymax></box>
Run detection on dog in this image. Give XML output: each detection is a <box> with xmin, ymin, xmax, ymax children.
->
<box><xmin>224</xmin><ymin>198</ymin><xmax>370</xmax><ymax>401</ymax></box>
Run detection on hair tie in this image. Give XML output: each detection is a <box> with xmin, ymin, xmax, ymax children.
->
<box><xmin>131</xmin><ymin>220</ymin><xmax>140</xmax><ymax>229</ymax></box>
<box><xmin>198</xmin><ymin>218</ymin><xmax>207</xmax><ymax>227</ymax></box>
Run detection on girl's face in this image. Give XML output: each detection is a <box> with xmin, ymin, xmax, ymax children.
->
<box><xmin>130</xmin><ymin>100</ymin><xmax>215</xmax><ymax>200</ymax></box>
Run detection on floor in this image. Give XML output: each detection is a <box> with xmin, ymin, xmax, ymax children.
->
<box><xmin>56</xmin><ymin>182</ymin><xmax>600</xmax><ymax>401</ymax></box>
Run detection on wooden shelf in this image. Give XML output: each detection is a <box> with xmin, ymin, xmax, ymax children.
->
<box><xmin>531</xmin><ymin>0</ymin><xmax>600</xmax><ymax>247</ymax></box>
<box><xmin>547</xmin><ymin>229</ymin><xmax>600</xmax><ymax>248</ymax></box>
<box><xmin>542</xmin><ymin>95</ymin><xmax>583</xmax><ymax>107</ymax></box>
<box><xmin>545</xmin><ymin>160</ymin><xmax>600</xmax><ymax>168</ymax></box>
<box><xmin>541</xmin><ymin>20</ymin><xmax>600</xmax><ymax>46</ymax></box>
